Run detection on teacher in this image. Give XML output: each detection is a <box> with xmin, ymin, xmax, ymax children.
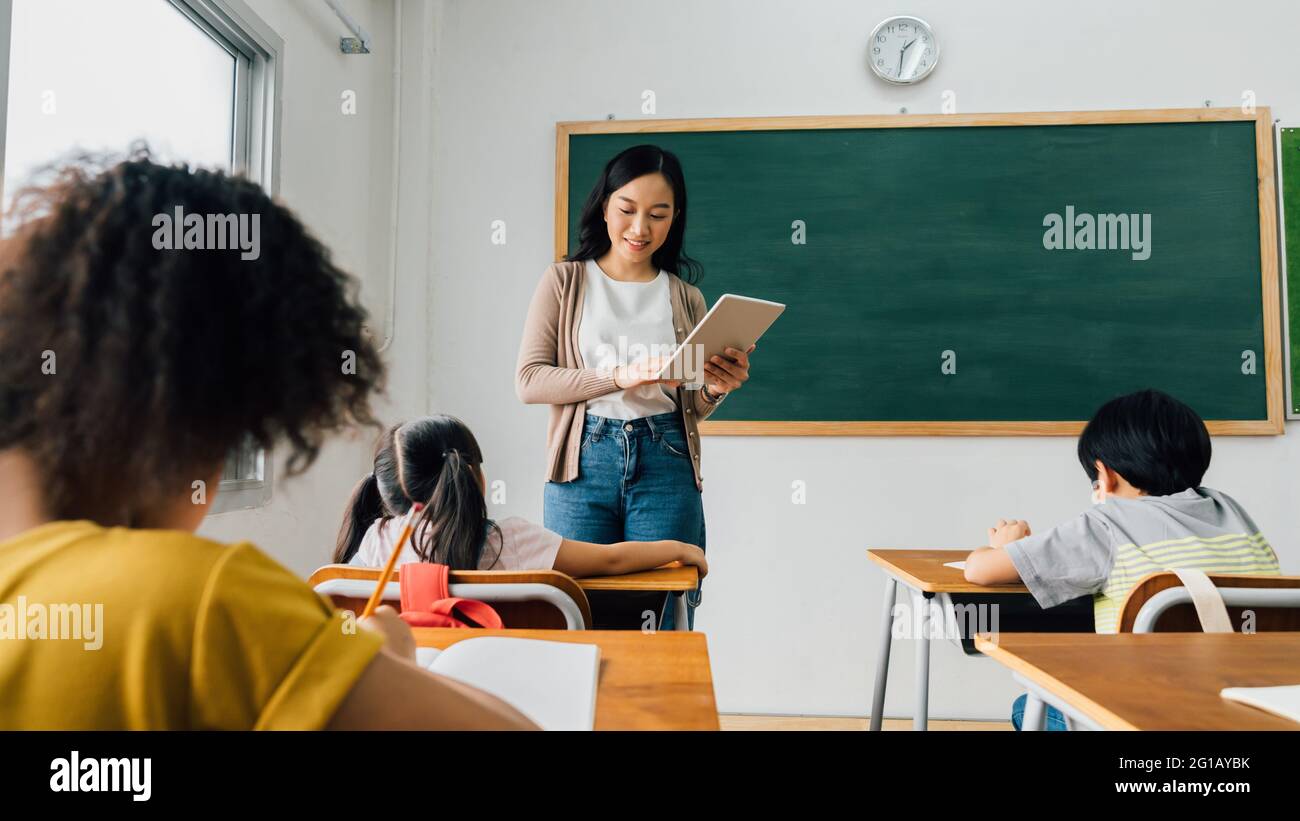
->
<box><xmin>515</xmin><ymin>144</ymin><xmax>755</xmax><ymax>630</ymax></box>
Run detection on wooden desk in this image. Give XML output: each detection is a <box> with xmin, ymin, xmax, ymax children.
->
<box><xmin>413</xmin><ymin>628</ymin><xmax>720</xmax><ymax>730</ymax></box>
<box><xmin>975</xmin><ymin>632</ymin><xmax>1300</xmax><ymax>730</ymax></box>
<box><xmin>868</xmin><ymin>550</ymin><xmax>1029</xmax><ymax>594</ymax></box>
<box><xmin>866</xmin><ymin>549</ymin><xmax>1028</xmax><ymax>731</ymax></box>
<box><xmin>579</xmin><ymin>565</ymin><xmax>698</xmax><ymax>631</ymax></box>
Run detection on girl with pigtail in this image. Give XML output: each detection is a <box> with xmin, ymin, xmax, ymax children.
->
<box><xmin>335</xmin><ymin>415</ymin><xmax>707</xmax><ymax>581</ymax></box>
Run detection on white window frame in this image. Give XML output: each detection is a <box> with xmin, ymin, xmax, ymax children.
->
<box><xmin>0</xmin><ymin>3</ymin><xmax>12</xmax><ymax>195</ymax></box>
<box><xmin>169</xmin><ymin>0</ymin><xmax>283</xmax><ymax>513</ymax></box>
<box><xmin>0</xmin><ymin>0</ymin><xmax>283</xmax><ymax>513</ymax></box>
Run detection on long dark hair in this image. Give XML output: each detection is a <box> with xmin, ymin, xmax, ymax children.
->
<box><xmin>334</xmin><ymin>415</ymin><xmax>502</xmax><ymax>569</ymax></box>
<box><xmin>565</xmin><ymin>144</ymin><xmax>702</xmax><ymax>284</ymax></box>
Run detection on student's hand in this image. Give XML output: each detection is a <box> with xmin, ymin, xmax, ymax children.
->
<box><xmin>615</xmin><ymin>354</ymin><xmax>681</xmax><ymax>390</ymax></box>
<box><xmin>359</xmin><ymin>604</ymin><xmax>417</xmax><ymax>663</ymax></box>
<box><xmin>703</xmin><ymin>344</ymin><xmax>755</xmax><ymax>397</ymax></box>
<box><xmin>676</xmin><ymin>542</ymin><xmax>708</xmax><ymax>579</ymax></box>
<box><xmin>987</xmin><ymin>519</ymin><xmax>1031</xmax><ymax>548</ymax></box>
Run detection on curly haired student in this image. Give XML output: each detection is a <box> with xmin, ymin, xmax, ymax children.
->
<box><xmin>0</xmin><ymin>152</ymin><xmax>533</xmax><ymax>730</ymax></box>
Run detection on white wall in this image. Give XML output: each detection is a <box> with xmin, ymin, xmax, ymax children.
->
<box><xmin>422</xmin><ymin>0</ymin><xmax>1300</xmax><ymax>719</ymax></box>
<box><xmin>199</xmin><ymin>0</ymin><xmax>436</xmax><ymax>577</ymax></box>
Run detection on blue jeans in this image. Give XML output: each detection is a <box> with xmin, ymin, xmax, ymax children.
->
<box><xmin>544</xmin><ymin>412</ymin><xmax>705</xmax><ymax>630</ymax></box>
<box><xmin>1011</xmin><ymin>694</ymin><xmax>1069</xmax><ymax>731</ymax></box>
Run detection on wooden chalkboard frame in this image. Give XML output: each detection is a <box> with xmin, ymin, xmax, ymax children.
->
<box><xmin>1276</xmin><ymin>122</ymin><xmax>1300</xmax><ymax>420</ymax></box>
<box><xmin>555</xmin><ymin>108</ymin><xmax>1283</xmax><ymax>436</ymax></box>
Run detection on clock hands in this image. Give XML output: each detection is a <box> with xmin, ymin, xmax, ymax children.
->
<box><xmin>897</xmin><ymin>37</ymin><xmax>917</xmax><ymax>77</ymax></box>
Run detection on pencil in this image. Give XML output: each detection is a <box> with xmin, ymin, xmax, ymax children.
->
<box><xmin>359</xmin><ymin>503</ymin><xmax>422</xmax><ymax>620</ymax></box>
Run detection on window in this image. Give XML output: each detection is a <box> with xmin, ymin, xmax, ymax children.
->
<box><xmin>3</xmin><ymin>0</ymin><xmax>235</xmax><ymax>200</ymax></box>
<box><xmin>0</xmin><ymin>0</ymin><xmax>282</xmax><ymax>511</ymax></box>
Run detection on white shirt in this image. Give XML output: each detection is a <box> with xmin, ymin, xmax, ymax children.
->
<box><xmin>349</xmin><ymin>512</ymin><xmax>564</xmax><ymax>571</ymax></box>
<box><xmin>579</xmin><ymin>259</ymin><xmax>679</xmax><ymax>420</ymax></box>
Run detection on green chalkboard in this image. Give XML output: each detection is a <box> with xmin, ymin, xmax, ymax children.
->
<box><xmin>559</xmin><ymin>111</ymin><xmax>1281</xmax><ymax>434</ymax></box>
<box><xmin>1279</xmin><ymin>125</ymin><xmax>1300</xmax><ymax>417</ymax></box>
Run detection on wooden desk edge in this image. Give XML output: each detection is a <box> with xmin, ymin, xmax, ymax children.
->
<box><xmin>412</xmin><ymin>627</ymin><xmax>711</xmax><ymax>644</ymax></box>
<box><xmin>577</xmin><ymin>566</ymin><xmax>699</xmax><ymax>591</ymax></box>
<box><xmin>867</xmin><ymin>549</ymin><xmax>1030</xmax><ymax>594</ymax></box>
<box><xmin>973</xmin><ymin>634</ymin><xmax>1136</xmax><ymax>730</ymax></box>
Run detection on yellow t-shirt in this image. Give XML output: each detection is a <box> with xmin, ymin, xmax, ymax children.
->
<box><xmin>0</xmin><ymin>520</ymin><xmax>384</xmax><ymax>729</ymax></box>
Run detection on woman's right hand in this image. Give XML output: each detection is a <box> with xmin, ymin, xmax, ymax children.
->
<box><xmin>675</xmin><ymin>542</ymin><xmax>708</xmax><ymax>579</ymax></box>
<box><xmin>614</xmin><ymin>355</ymin><xmax>681</xmax><ymax>390</ymax></box>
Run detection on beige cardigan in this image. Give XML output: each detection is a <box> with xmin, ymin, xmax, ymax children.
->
<box><xmin>515</xmin><ymin>260</ymin><xmax>722</xmax><ymax>491</ymax></box>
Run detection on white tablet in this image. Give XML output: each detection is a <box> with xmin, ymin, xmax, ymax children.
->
<box><xmin>657</xmin><ymin>293</ymin><xmax>785</xmax><ymax>385</ymax></box>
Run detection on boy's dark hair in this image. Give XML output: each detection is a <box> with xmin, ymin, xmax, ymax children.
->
<box><xmin>1077</xmin><ymin>389</ymin><xmax>1211</xmax><ymax>496</ymax></box>
<box><xmin>0</xmin><ymin>150</ymin><xmax>384</xmax><ymax>525</ymax></box>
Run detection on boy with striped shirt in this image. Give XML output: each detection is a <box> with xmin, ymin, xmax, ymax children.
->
<box><xmin>963</xmin><ymin>389</ymin><xmax>1280</xmax><ymax>729</ymax></box>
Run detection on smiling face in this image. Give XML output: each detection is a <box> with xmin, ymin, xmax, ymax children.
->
<box><xmin>602</xmin><ymin>172</ymin><xmax>676</xmax><ymax>267</ymax></box>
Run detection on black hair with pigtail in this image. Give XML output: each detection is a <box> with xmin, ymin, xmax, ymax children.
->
<box><xmin>333</xmin><ymin>415</ymin><xmax>502</xmax><ymax>569</ymax></box>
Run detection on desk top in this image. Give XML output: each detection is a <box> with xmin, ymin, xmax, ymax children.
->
<box><xmin>868</xmin><ymin>549</ymin><xmax>1030</xmax><ymax>593</ymax></box>
<box><xmin>974</xmin><ymin>632</ymin><xmax>1300</xmax><ymax>730</ymax></box>
<box><xmin>576</xmin><ymin>564</ymin><xmax>698</xmax><ymax>591</ymax></box>
<box><xmin>412</xmin><ymin>628</ymin><xmax>720</xmax><ymax>731</ymax></box>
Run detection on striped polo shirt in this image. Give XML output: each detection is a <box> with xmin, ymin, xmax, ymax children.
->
<box><xmin>1003</xmin><ymin>487</ymin><xmax>1280</xmax><ymax>633</ymax></box>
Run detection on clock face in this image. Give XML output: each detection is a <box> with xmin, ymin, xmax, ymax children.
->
<box><xmin>868</xmin><ymin>16</ymin><xmax>938</xmax><ymax>84</ymax></box>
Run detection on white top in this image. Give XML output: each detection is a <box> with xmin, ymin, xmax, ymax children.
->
<box><xmin>578</xmin><ymin>259</ymin><xmax>678</xmax><ymax>420</ymax></box>
<box><xmin>349</xmin><ymin>511</ymin><xmax>564</xmax><ymax>571</ymax></box>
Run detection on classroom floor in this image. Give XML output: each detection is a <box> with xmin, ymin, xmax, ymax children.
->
<box><xmin>720</xmin><ymin>715</ymin><xmax>1012</xmax><ymax>731</ymax></box>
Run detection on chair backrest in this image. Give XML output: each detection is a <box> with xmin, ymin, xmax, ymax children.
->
<box><xmin>1117</xmin><ymin>572</ymin><xmax>1300</xmax><ymax>633</ymax></box>
<box><xmin>308</xmin><ymin>564</ymin><xmax>593</xmax><ymax>630</ymax></box>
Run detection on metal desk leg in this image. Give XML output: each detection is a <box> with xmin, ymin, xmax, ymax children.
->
<box><xmin>674</xmin><ymin>591</ymin><xmax>689</xmax><ymax>631</ymax></box>
<box><xmin>1012</xmin><ymin>674</ymin><xmax>1100</xmax><ymax>731</ymax></box>
<box><xmin>914</xmin><ymin>590</ymin><xmax>934</xmax><ymax>731</ymax></box>
<box><xmin>1022</xmin><ymin>693</ymin><xmax>1046</xmax><ymax>731</ymax></box>
<box><xmin>869</xmin><ymin>576</ymin><xmax>898</xmax><ymax>731</ymax></box>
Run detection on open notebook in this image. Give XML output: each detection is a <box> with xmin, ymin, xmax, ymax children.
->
<box><xmin>415</xmin><ymin>638</ymin><xmax>600</xmax><ymax>731</ymax></box>
<box><xmin>1220</xmin><ymin>684</ymin><xmax>1300</xmax><ymax>725</ymax></box>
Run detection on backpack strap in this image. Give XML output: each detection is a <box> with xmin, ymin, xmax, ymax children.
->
<box><xmin>1170</xmin><ymin>568</ymin><xmax>1234</xmax><ymax>633</ymax></box>
<box><xmin>424</xmin><ymin>596</ymin><xmax>504</xmax><ymax>629</ymax></box>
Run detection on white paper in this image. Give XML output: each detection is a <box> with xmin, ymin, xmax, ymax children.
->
<box><xmin>943</xmin><ymin>561</ymin><xmax>966</xmax><ymax>570</ymax></box>
<box><xmin>1220</xmin><ymin>684</ymin><xmax>1300</xmax><ymax>725</ymax></box>
<box><xmin>426</xmin><ymin>637</ymin><xmax>600</xmax><ymax>731</ymax></box>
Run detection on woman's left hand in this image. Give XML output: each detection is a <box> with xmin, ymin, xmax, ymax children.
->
<box><xmin>704</xmin><ymin>343</ymin><xmax>756</xmax><ymax>397</ymax></box>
